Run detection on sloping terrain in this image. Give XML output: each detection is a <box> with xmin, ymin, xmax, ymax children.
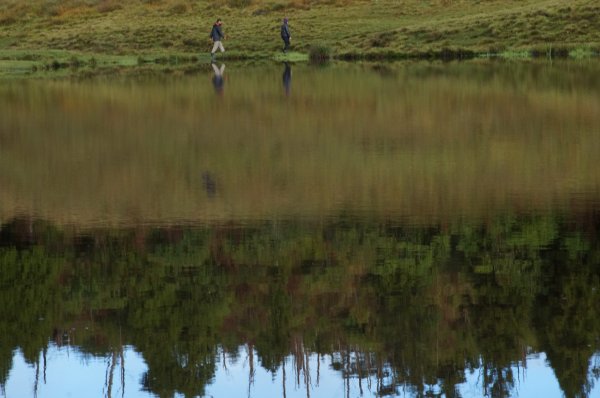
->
<box><xmin>0</xmin><ymin>0</ymin><xmax>598</xmax><ymax>62</ymax></box>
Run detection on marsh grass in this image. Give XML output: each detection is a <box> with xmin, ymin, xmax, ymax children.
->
<box><xmin>308</xmin><ymin>44</ymin><xmax>331</xmax><ymax>62</ymax></box>
<box><xmin>0</xmin><ymin>0</ymin><xmax>598</xmax><ymax>64</ymax></box>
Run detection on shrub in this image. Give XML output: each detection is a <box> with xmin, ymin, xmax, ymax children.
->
<box><xmin>371</xmin><ymin>32</ymin><xmax>395</xmax><ymax>48</ymax></box>
<box><xmin>69</xmin><ymin>56</ymin><xmax>83</xmax><ymax>67</ymax></box>
<box><xmin>168</xmin><ymin>1</ymin><xmax>189</xmax><ymax>14</ymax></box>
<box><xmin>49</xmin><ymin>60</ymin><xmax>62</xmax><ymax>70</ymax></box>
<box><xmin>97</xmin><ymin>0</ymin><xmax>122</xmax><ymax>13</ymax></box>
<box><xmin>309</xmin><ymin>44</ymin><xmax>331</xmax><ymax>63</ymax></box>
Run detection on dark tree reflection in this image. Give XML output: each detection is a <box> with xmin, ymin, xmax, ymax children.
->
<box><xmin>0</xmin><ymin>215</ymin><xmax>599</xmax><ymax>397</ymax></box>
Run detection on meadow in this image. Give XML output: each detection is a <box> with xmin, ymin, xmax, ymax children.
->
<box><xmin>0</xmin><ymin>0</ymin><xmax>599</xmax><ymax>70</ymax></box>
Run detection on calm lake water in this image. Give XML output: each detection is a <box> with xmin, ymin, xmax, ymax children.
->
<box><xmin>1</xmin><ymin>60</ymin><xmax>600</xmax><ymax>398</ymax></box>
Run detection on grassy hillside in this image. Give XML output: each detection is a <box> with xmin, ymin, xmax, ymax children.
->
<box><xmin>0</xmin><ymin>0</ymin><xmax>599</xmax><ymax>68</ymax></box>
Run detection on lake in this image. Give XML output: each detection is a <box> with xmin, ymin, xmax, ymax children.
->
<box><xmin>1</xmin><ymin>60</ymin><xmax>599</xmax><ymax>398</ymax></box>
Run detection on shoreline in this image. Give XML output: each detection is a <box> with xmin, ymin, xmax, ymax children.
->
<box><xmin>2</xmin><ymin>0</ymin><xmax>599</xmax><ymax>77</ymax></box>
<box><xmin>0</xmin><ymin>46</ymin><xmax>598</xmax><ymax>78</ymax></box>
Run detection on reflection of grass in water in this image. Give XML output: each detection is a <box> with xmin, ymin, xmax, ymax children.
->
<box><xmin>1</xmin><ymin>62</ymin><xmax>600</xmax><ymax>225</ymax></box>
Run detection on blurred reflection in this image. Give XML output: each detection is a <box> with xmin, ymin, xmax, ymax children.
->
<box><xmin>211</xmin><ymin>62</ymin><xmax>225</xmax><ymax>95</ymax></box>
<box><xmin>1</xmin><ymin>61</ymin><xmax>600</xmax><ymax>226</ymax></box>
<box><xmin>1</xmin><ymin>216</ymin><xmax>600</xmax><ymax>397</ymax></box>
<box><xmin>201</xmin><ymin>171</ymin><xmax>217</xmax><ymax>198</ymax></box>
<box><xmin>282</xmin><ymin>62</ymin><xmax>291</xmax><ymax>96</ymax></box>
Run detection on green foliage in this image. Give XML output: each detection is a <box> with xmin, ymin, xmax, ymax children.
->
<box><xmin>272</xmin><ymin>51</ymin><xmax>309</xmax><ymax>61</ymax></box>
<box><xmin>308</xmin><ymin>44</ymin><xmax>331</xmax><ymax>63</ymax></box>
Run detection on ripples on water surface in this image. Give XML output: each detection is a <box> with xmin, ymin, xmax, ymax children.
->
<box><xmin>1</xmin><ymin>60</ymin><xmax>599</xmax><ymax>397</ymax></box>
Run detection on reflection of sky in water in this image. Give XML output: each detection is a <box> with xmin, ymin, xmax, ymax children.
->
<box><xmin>6</xmin><ymin>346</ymin><xmax>151</xmax><ymax>398</ymax></box>
<box><xmin>5</xmin><ymin>346</ymin><xmax>599</xmax><ymax>397</ymax></box>
<box><xmin>459</xmin><ymin>353</ymin><xmax>562</xmax><ymax>398</ymax></box>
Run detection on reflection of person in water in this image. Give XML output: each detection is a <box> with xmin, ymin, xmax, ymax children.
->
<box><xmin>211</xmin><ymin>62</ymin><xmax>225</xmax><ymax>96</ymax></box>
<box><xmin>201</xmin><ymin>171</ymin><xmax>217</xmax><ymax>198</ymax></box>
<box><xmin>282</xmin><ymin>62</ymin><xmax>291</xmax><ymax>96</ymax></box>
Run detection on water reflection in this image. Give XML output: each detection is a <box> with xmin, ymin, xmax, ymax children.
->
<box><xmin>211</xmin><ymin>62</ymin><xmax>225</xmax><ymax>96</ymax></box>
<box><xmin>2</xmin><ymin>60</ymin><xmax>600</xmax><ymax>397</ymax></box>
<box><xmin>0</xmin><ymin>215</ymin><xmax>599</xmax><ymax>397</ymax></box>
<box><xmin>1</xmin><ymin>61</ymin><xmax>600</xmax><ymax>225</ymax></box>
<box><xmin>282</xmin><ymin>62</ymin><xmax>291</xmax><ymax>96</ymax></box>
<box><xmin>7</xmin><ymin>344</ymin><xmax>583</xmax><ymax>398</ymax></box>
<box><xmin>201</xmin><ymin>171</ymin><xmax>217</xmax><ymax>198</ymax></box>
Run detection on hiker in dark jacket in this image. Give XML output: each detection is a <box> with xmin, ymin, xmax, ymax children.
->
<box><xmin>210</xmin><ymin>19</ymin><xmax>225</xmax><ymax>60</ymax></box>
<box><xmin>281</xmin><ymin>18</ymin><xmax>291</xmax><ymax>53</ymax></box>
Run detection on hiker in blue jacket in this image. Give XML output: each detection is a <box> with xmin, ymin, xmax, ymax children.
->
<box><xmin>281</xmin><ymin>18</ymin><xmax>291</xmax><ymax>53</ymax></box>
<box><xmin>210</xmin><ymin>19</ymin><xmax>225</xmax><ymax>60</ymax></box>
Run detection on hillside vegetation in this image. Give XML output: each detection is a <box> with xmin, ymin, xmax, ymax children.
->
<box><xmin>0</xmin><ymin>0</ymin><xmax>599</xmax><ymax>67</ymax></box>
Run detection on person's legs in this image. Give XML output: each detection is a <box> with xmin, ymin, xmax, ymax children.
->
<box><xmin>211</xmin><ymin>41</ymin><xmax>224</xmax><ymax>60</ymax></box>
<box><xmin>283</xmin><ymin>38</ymin><xmax>290</xmax><ymax>53</ymax></box>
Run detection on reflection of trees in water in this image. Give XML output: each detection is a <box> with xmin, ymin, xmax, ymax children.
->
<box><xmin>534</xmin><ymin>245</ymin><xmax>600</xmax><ymax>398</ymax></box>
<box><xmin>0</xmin><ymin>215</ymin><xmax>599</xmax><ymax>397</ymax></box>
<box><xmin>103</xmin><ymin>349</ymin><xmax>125</xmax><ymax>398</ymax></box>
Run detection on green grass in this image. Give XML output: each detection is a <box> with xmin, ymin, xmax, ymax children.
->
<box><xmin>273</xmin><ymin>51</ymin><xmax>309</xmax><ymax>62</ymax></box>
<box><xmin>0</xmin><ymin>0</ymin><xmax>598</xmax><ymax>73</ymax></box>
